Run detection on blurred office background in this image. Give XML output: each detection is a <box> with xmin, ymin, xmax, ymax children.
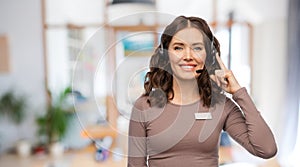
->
<box><xmin>0</xmin><ymin>0</ymin><xmax>298</xmax><ymax>166</ymax></box>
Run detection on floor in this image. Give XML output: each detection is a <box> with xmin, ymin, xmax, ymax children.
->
<box><xmin>0</xmin><ymin>142</ymin><xmax>128</xmax><ymax>167</ymax></box>
<box><xmin>0</xmin><ymin>150</ymin><xmax>127</xmax><ymax>167</ymax></box>
<box><xmin>0</xmin><ymin>144</ymin><xmax>280</xmax><ymax>167</ymax></box>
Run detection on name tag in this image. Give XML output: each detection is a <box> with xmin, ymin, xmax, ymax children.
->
<box><xmin>194</xmin><ymin>113</ymin><xmax>212</xmax><ymax>120</ymax></box>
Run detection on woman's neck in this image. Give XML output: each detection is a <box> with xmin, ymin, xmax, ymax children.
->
<box><xmin>171</xmin><ymin>78</ymin><xmax>200</xmax><ymax>105</ymax></box>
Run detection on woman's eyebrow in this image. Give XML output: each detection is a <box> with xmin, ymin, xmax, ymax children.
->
<box><xmin>192</xmin><ymin>42</ymin><xmax>204</xmax><ymax>46</ymax></box>
<box><xmin>171</xmin><ymin>42</ymin><xmax>204</xmax><ymax>46</ymax></box>
<box><xmin>172</xmin><ymin>42</ymin><xmax>184</xmax><ymax>46</ymax></box>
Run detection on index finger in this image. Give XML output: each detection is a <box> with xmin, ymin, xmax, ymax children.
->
<box><xmin>215</xmin><ymin>53</ymin><xmax>227</xmax><ymax>70</ymax></box>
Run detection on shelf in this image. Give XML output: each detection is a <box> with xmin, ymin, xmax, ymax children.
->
<box><xmin>81</xmin><ymin>125</ymin><xmax>118</xmax><ymax>139</ymax></box>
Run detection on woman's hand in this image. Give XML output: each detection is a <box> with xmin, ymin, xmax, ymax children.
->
<box><xmin>210</xmin><ymin>53</ymin><xmax>242</xmax><ymax>94</ymax></box>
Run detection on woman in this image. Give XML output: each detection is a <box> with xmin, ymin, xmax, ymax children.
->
<box><xmin>127</xmin><ymin>15</ymin><xmax>277</xmax><ymax>167</ymax></box>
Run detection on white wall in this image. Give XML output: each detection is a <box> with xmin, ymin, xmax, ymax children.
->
<box><xmin>252</xmin><ymin>19</ymin><xmax>287</xmax><ymax>142</ymax></box>
<box><xmin>0</xmin><ymin>0</ymin><xmax>46</xmax><ymax>152</ymax></box>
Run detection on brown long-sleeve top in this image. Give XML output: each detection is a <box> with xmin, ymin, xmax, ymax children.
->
<box><xmin>128</xmin><ymin>88</ymin><xmax>277</xmax><ymax>167</ymax></box>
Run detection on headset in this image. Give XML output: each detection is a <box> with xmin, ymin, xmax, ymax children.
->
<box><xmin>210</xmin><ymin>36</ymin><xmax>217</xmax><ymax>66</ymax></box>
<box><xmin>159</xmin><ymin>43</ymin><xmax>164</xmax><ymax>55</ymax></box>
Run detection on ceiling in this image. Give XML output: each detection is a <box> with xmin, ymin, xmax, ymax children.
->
<box><xmin>45</xmin><ymin>0</ymin><xmax>288</xmax><ymax>25</ymax></box>
<box><xmin>157</xmin><ymin>0</ymin><xmax>288</xmax><ymax>24</ymax></box>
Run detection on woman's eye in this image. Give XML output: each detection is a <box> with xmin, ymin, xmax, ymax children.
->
<box><xmin>193</xmin><ymin>47</ymin><xmax>202</xmax><ymax>51</ymax></box>
<box><xmin>174</xmin><ymin>46</ymin><xmax>183</xmax><ymax>50</ymax></box>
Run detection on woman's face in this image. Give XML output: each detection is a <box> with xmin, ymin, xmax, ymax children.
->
<box><xmin>168</xmin><ymin>27</ymin><xmax>207</xmax><ymax>81</ymax></box>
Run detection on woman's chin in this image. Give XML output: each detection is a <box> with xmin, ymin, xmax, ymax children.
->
<box><xmin>173</xmin><ymin>74</ymin><xmax>198</xmax><ymax>81</ymax></box>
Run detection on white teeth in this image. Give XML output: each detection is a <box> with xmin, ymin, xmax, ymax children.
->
<box><xmin>181</xmin><ymin>66</ymin><xmax>194</xmax><ymax>69</ymax></box>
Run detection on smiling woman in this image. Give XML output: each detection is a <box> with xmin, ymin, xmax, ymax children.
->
<box><xmin>127</xmin><ymin>15</ymin><xmax>277</xmax><ymax>167</ymax></box>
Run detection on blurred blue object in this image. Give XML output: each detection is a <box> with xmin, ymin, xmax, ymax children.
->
<box><xmin>220</xmin><ymin>131</ymin><xmax>231</xmax><ymax>146</ymax></box>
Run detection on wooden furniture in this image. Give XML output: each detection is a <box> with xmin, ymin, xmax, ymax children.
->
<box><xmin>0</xmin><ymin>35</ymin><xmax>10</xmax><ymax>72</ymax></box>
<box><xmin>0</xmin><ymin>150</ymin><xmax>127</xmax><ymax>167</ymax></box>
<box><xmin>81</xmin><ymin>96</ymin><xmax>119</xmax><ymax>139</ymax></box>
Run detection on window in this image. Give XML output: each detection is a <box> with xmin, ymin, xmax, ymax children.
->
<box><xmin>215</xmin><ymin>22</ymin><xmax>252</xmax><ymax>93</ymax></box>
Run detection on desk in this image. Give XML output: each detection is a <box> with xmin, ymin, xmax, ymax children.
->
<box><xmin>0</xmin><ymin>150</ymin><xmax>127</xmax><ymax>167</ymax></box>
<box><xmin>81</xmin><ymin>125</ymin><xmax>118</xmax><ymax>139</ymax></box>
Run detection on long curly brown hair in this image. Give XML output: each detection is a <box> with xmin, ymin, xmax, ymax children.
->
<box><xmin>144</xmin><ymin>16</ymin><xmax>223</xmax><ymax>108</ymax></box>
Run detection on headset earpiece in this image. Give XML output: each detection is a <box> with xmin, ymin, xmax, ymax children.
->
<box><xmin>159</xmin><ymin>44</ymin><xmax>164</xmax><ymax>54</ymax></box>
<box><xmin>211</xmin><ymin>36</ymin><xmax>216</xmax><ymax>65</ymax></box>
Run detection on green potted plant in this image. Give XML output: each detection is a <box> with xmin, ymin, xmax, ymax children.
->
<box><xmin>0</xmin><ymin>90</ymin><xmax>30</xmax><ymax>157</ymax></box>
<box><xmin>36</xmin><ymin>87</ymin><xmax>74</xmax><ymax>156</ymax></box>
<box><xmin>0</xmin><ymin>91</ymin><xmax>27</xmax><ymax>124</ymax></box>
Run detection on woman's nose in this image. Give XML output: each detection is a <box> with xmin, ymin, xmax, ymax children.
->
<box><xmin>183</xmin><ymin>47</ymin><xmax>193</xmax><ymax>60</ymax></box>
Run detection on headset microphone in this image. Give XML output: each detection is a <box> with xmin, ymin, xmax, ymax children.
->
<box><xmin>196</xmin><ymin>69</ymin><xmax>204</xmax><ymax>73</ymax></box>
